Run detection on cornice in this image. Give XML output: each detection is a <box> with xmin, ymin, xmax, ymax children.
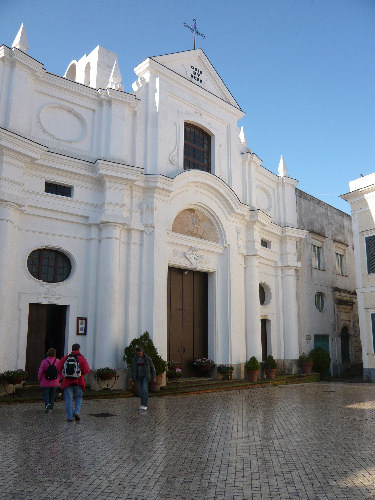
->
<box><xmin>282</xmin><ymin>226</ymin><xmax>308</xmax><ymax>239</ymax></box>
<box><xmin>0</xmin><ymin>127</ymin><xmax>47</xmax><ymax>160</ymax></box>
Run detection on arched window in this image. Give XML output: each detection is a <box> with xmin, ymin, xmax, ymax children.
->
<box><xmin>27</xmin><ymin>249</ymin><xmax>72</xmax><ymax>283</ymax></box>
<box><xmin>184</xmin><ymin>124</ymin><xmax>211</xmax><ymax>173</ymax></box>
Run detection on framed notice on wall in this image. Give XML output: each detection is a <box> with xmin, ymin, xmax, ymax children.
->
<box><xmin>76</xmin><ymin>317</ymin><xmax>87</xmax><ymax>336</ymax></box>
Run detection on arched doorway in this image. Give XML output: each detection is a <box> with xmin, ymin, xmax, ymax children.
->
<box><xmin>341</xmin><ymin>326</ymin><xmax>350</xmax><ymax>364</ymax></box>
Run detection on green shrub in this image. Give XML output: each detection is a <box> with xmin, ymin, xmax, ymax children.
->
<box><xmin>298</xmin><ymin>352</ymin><xmax>313</xmax><ymax>364</ymax></box>
<box><xmin>309</xmin><ymin>347</ymin><xmax>331</xmax><ymax>374</ymax></box>
<box><xmin>123</xmin><ymin>331</ymin><xmax>167</xmax><ymax>375</ymax></box>
<box><xmin>263</xmin><ymin>355</ymin><xmax>277</xmax><ymax>369</ymax></box>
<box><xmin>244</xmin><ymin>356</ymin><xmax>260</xmax><ymax>371</ymax></box>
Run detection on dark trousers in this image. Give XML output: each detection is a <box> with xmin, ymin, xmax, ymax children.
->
<box><xmin>42</xmin><ymin>387</ymin><xmax>57</xmax><ymax>409</ymax></box>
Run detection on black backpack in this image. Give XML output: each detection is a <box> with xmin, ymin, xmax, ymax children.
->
<box><xmin>45</xmin><ymin>358</ymin><xmax>58</xmax><ymax>380</ymax></box>
<box><xmin>62</xmin><ymin>353</ymin><xmax>81</xmax><ymax>379</ymax></box>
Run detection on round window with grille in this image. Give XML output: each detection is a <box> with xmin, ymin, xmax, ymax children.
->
<box><xmin>27</xmin><ymin>248</ymin><xmax>72</xmax><ymax>283</ymax></box>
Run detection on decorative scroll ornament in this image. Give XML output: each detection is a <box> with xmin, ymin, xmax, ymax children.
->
<box><xmin>169</xmin><ymin>122</ymin><xmax>180</xmax><ymax>165</ymax></box>
<box><xmin>144</xmin><ymin>226</ymin><xmax>154</xmax><ymax>236</ymax></box>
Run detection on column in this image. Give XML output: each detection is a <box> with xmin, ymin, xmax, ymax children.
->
<box><xmin>0</xmin><ymin>202</ymin><xmax>19</xmax><ymax>368</ymax></box>
<box><xmin>244</xmin><ymin>255</ymin><xmax>262</xmax><ymax>360</ymax></box>
<box><xmin>281</xmin><ymin>267</ymin><xmax>299</xmax><ymax>360</ymax></box>
<box><xmin>94</xmin><ymin>223</ymin><xmax>122</xmax><ymax>368</ymax></box>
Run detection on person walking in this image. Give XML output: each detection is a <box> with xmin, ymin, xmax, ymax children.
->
<box><xmin>58</xmin><ymin>343</ymin><xmax>90</xmax><ymax>423</ymax></box>
<box><xmin>38</xmin><ymin>347</ymin><xmax>62</xmax><ymax>414</ymax></box>
<box><xmin>128</xmin><ymin>346</ymin><xmax>156</xmax><ymax>411</ymax></box>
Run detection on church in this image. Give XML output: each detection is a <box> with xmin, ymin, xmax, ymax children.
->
<box><xmin>0</xmin><ymin>24</ymin><xmax>360</xmax><ymax>381</ymax></box>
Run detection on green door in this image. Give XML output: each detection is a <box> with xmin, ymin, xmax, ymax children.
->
<box><xmin>314</xmin><ymin>334</ymin><xmax>330</xmax><ymax>375</ymax></box>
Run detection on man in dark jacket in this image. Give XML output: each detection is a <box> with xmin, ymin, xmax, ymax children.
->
<box><xmin>58</xmin><ymin>343</ymin><xmax>90</xmax><ymax>422</ymax></box>
<box><xmin>129</xmin><ymin>346</ymin><xmax>156</xmax><ymax>411</ymax></box>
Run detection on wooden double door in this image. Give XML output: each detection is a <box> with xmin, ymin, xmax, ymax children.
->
<box><xmin>26</xmin><ymin>303</ymin><xmax>67</xmax><ymax>380</ymax></box>
<box><xmin>167</xmin><ymin>267</ymin><xmax>208</xmax><ymax>377</ymax></box>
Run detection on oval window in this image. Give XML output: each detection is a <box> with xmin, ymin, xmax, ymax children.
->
<box><xmin>27</xmin><ymin>249</ymin><xmax>72</xmax><ymax>283</ymax></box>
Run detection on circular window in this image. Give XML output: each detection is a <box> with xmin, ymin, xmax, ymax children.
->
<box><xmin>259</xmin><ymin>283</ymin><xmax>271</xmax><ymax>306</ymax></box>
<box><xmin>27</xmin><ymin>248</ymin><xmax>72</xmax><ymax>283</ymax></box>
<box><xmin>315</xmin><ymin>292</ymin><xmax>325</xmax><ymax>312</ymax></box>
<box><xmin>259</xmin><ymin>284</ymin><xmax>266</xmax><ymax>305</ymax></box>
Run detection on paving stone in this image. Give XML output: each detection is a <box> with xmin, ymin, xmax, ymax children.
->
<box><xmin>2</xmin><ymin>382</ymin><xmax>375</xmax><ymax>498</ymax></box>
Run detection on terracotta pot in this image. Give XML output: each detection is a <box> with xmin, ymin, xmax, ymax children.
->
<box><xmin>300</xmin><ymin>362</ymin><xmax>313</xmax><ymax>375</ymax></box>
<box><xmin>196</xmin><ymin>365</ymin><xmax>214</xmax><ymax>376</ymax></box>
<box><xmin>265</xmin><ymin>368</ymin><xmax>277</xmax><ymax>380</ymax></box>
<box><xmin>246</xmin><ymin>369</ymin><xmax>260</xmax><ymax>382</ymax></box>
<box><xmin>150</xmin><ymin>373</ymin><xmax>163</xmax><ymax>392</ymax></box>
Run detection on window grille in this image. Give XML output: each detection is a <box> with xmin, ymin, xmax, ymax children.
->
<box><xmin>45</xmin><ymin>182</ymin><xmax>72</xmax><ymax>198</ymax></box>
<box><xmin>27</xmin><ymin>249</ymin><xmax>72</xmax><ymax>283</ymax></box>
<box><xmin>184</xmin><ymin>124</ymin><xmax>211</xmax><ymax>173</ymax></box>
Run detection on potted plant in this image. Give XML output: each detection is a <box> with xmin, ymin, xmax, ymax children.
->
<box><xmin>2</xmin><ymin>369</ymin><xmax>28</xmax><ymax>385</ymax></box>
<box><xmin>309</xmin><ymin>347</ymin><xmax>331</xmax><ymax>378</ymax></box>
<box><xmin>217</xmin><ymin>364</ymin><xmax>234</xmax><ymax>381</ymax></box>
<box><xmin>193</xmin><ymin>358</ymin><xmax>215</xmax><ymax>376</ymax></box>
<box><xmin>264</xmin><ymin>355</ymin><xmax>277</xmax><ymax>380</ymax></box>
<box><xmin>244</xmin><ymin>356</ymin><xmax>260</xmax><ymax>382</ymax></box>
<box><xmin>124</xmin><ymin>331</ymin><xmax>167</xmax><ymax>392</ymax></box>
<box><xmin>299</xmin><ymin>352</ymin><xmax>313</xmax><ymax>375</ymax></box>
<box><xmin>95</xmin><ymin>367</ymin><xmax>117</xmax><ymax>380</ymax></box>
<box><xmin>167</xmin><ymin>361</ymin><xmax>183</xmax><ymax>381</ymax></box>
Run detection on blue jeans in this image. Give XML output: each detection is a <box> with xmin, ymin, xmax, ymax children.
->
<box><xmin>42</xmin><ymin>387</ymin><xmax>57</xmax><ymax>409</ymax></box>
<box><xmin>137</xmin><ymin>376</ymin><xmax>148</xmax><ymax>406</ymax></box>
<box><xmin>64</xmin><ymin>385</ymin><xmax>83</xmax><ymax>420</ymax></box>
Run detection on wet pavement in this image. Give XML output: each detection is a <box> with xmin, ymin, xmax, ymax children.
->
<box><xmin>1</xmin><ymin>382</ymin><xmax>375</xmax><ymax>499</ymax></box>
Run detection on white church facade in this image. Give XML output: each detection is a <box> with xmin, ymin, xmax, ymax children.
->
<box><xmin>0</xmin><ymin>25</ymin><xmax>360</xmax><ymax>381</ymax></box>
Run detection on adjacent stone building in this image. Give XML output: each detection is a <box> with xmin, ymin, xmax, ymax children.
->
<box><xmin>297</xmin><ymin>190</ymin><xmax>360</xmax><ymax>376</ymax></box>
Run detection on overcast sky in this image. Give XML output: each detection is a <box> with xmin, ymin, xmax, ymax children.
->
<box><xmin>1</xmin><ymin>0</ymin><xmax>374</xmax><ymax>213</ymax></box>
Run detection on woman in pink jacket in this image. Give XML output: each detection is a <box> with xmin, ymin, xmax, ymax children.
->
<box><xmin>38</xmin><ymin>348</ymin><xmax>62</xmax><ymax>414</ymax></box>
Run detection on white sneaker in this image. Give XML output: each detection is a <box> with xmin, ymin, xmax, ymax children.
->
<box><xmin>142</xmin><ymin>406</ymin><xmax>147</xmax><ymax>410</ymax></box>
<box><xmin>139</xmin><ymin>405</ymin><xmax>145</xmax><ymax>410</ymax></box>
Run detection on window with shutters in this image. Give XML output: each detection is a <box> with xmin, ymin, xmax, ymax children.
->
<box><xmin>366</xmin><ymin>236</ymin><xmax>375</xmax><ymax>274</ymax></box>
<box><xmin>335</xmin><ymin>252</ymin><xmax>345</xmax><ymax>275</ymax></box>
<box><xmin>315</xmin><ymin>292</ymin><xmax>325</xmax><ymax>312</ymax></box>
<box><xmin>312</xmin><ymin>244</ymin><xmax>324</xmax><ymax>270</ymax></box>
<box><xmin>184</xmin><ymin>124</ymin><xmax>211</xmax><ymax>172</ymax></box>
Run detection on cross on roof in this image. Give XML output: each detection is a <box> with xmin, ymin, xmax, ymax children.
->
<box><xmin>183</xmin><ymin>19</ymin><xmax>205</xmax><ymax>50</ymax></box>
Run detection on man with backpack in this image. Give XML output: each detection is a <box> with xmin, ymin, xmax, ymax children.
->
<box><xmin>58</xmin><ymin>343</ymin><xmax>90</xmax><ymax>422</ymax></box>
<box><xmin>38</xmin><ymin>347</ymin><xmax>62</xmax><ymax>414</ymax></box>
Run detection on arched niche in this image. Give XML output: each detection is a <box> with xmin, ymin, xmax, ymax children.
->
<box><xmin>84</xmin><ymin>62</ymin><xmax>91</xmax><ymax>86</ymax></box>
<box><xmin>172</xmin><ymin>208</ymin><xmax>219</xmax><ymax>243</ymax></box>
<box><xmin>65</xmin><ymin>62</ymin><xmax>77</xmax><ymax>82</ymax></box>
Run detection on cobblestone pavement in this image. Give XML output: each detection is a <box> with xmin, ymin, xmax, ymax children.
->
<box><xmin>1</xmin><ymin>382</ymin><xmax>375</xmax><ymax>499</ymax></box>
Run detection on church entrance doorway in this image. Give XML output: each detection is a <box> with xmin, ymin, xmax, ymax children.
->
<box><xmin>167</xmin><ymin>267</ymin><xmax>208</xmax><ymax>377</ymax></box>
<box><xmin>26</xmin><ymin>303</ymin><xmax>67</xmax><ymax>380</ymax></box>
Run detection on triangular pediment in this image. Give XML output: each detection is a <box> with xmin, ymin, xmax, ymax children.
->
<box><xmin>137</xmin><ymin>49</ymin><xmax>241</xmax><ymax>111</ymax></box>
